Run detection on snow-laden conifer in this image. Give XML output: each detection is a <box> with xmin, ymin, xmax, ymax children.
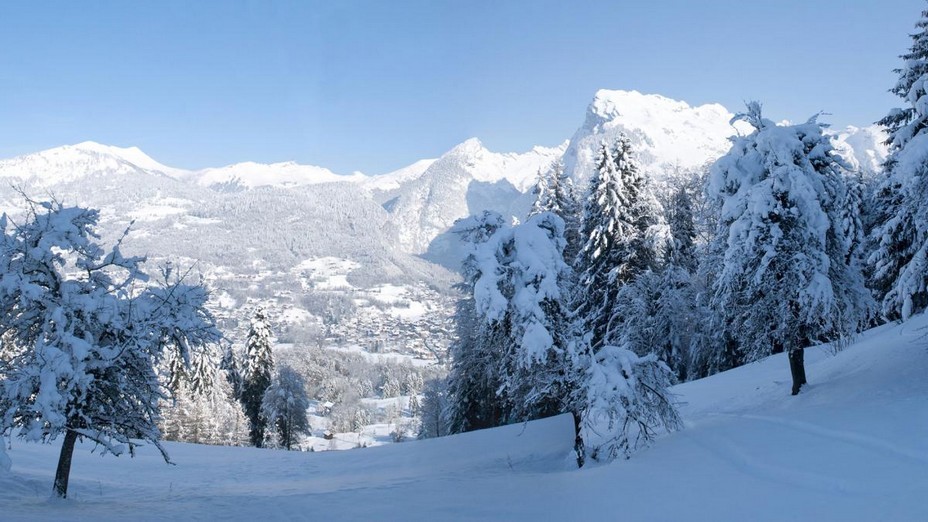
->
<box><xmin>241</xmin><ymin>306</ymin><xmax>274</xmax><ymax>447</ymax></box>
<box><xmin>260</xmin><ymin>365</ymin><xmax>311</xmax><ymax>450</ymax></box>
<box><xmin>575</xmin><ymin>136</ymin><xmax>662</xmax><ymax>350</ymax></box>
<box><xmin>445</xmin><ymin>211</ymin><xmax>508</xmax><ymax>433</ymax></box>
<box><xmin>868</xmin><ymin>6</ymin><xmax>928</xmax><ymax>320</ymax></box>
<box><xmin>708</xmin><ymin>103</ymin><xmax>872</xmax><ymax>394</ymax></box>
<box><xmin>529</xmin><ymin>160</ymin><xmax>582</xmax><ymax>262</ymax></box>
<box><xmin>470</xmin><ymin>211</ymin><xmax>578</xmax><ymax>423</ymax></box>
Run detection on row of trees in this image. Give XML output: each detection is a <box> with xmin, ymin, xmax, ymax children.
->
<box><xmin>441</xmin><ymin>6</ymin><xmax>928</xmax><ymax>463</ymax></box>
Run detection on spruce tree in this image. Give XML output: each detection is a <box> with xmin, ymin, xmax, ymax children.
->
<box><xmin>708</xmin><ymin>103</ymin><xmax>871</xmax><ymax>395</ymax></box>
<box><xmin>220</xmin><ymin>345</ymin><xmax>244</xmax><ymax>401</ymax></box>
<box><xmin>241</xmin><ymin>307</ymin><xmax>274</xmax><ymax>447</ymax></box>
<box><xmin>470</xmin><ymin>212</ymin><xmax>578</xmax><ymax>424</ymax></box>
<box><xmin>260</xmin><ymin>366</ymin><xmax>311</xmax><ymax>450</ymax></box>
<box><xmin>530</xmin><ymin>160</ymin><xmax>582</xmax><ymax>262</ymax></box>
<box><xmin>868</xmin><ymin>6</ymin><xmax>928</xmax><ymax>320</ymax></box>
<box><xmin>575</xmin><ymin>136</ymin><xmax>661</xmax><ymax>351</ymax></box>
<box><xmin>445</xmin><ymin>211</ymin><xmax>508</xmax><ymax>433</ymax></box>
<box><xmin>666</xmin><ymin>185</ymin><xmax>698</xmax><ymax>273</ymax></box>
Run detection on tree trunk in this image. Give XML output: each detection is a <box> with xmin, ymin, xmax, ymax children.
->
<box><xmin>285</xmin><ymin>409</ymin><xmax>292</xmax><ymax>451</ymax></box>
<box><xmin>572</xmin><ymin>411</ymin><xmax>585</xmax><ymax>469</ymax></box>
<box><xmin>797</xmin><ymin>348</ymin><xmax>807</xmax><ymax>386</ymax></box>
<box><xmin>789</xmin><ymin>349</ymin><xmax>805</xmax><ymax>396</ymax></box>
<box><xmin>53</xmin><ymin>430</ymin><xmax>78</xmax><ymax>499</ymax></box>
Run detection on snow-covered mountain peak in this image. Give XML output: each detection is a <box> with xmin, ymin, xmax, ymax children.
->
<box><xmin>70</xmin><ymin>141</ymin><xmax>188</xmax><ymax>177</ymax></box>
<box><xmin>565</xmin><ymin>89</ymin><xmax>751</xmax><ymax>183</ymax></box>
<box><xmin>447</xmin><ymin>137</ymin><xmax>486</xmax><ymax>157</ymax></box>
<box><xmin>0</xmin><ymin>141</ymin><xmax>185</xmax><ymax>186</ymax></box>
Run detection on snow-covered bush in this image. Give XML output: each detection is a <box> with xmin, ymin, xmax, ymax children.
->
<box><xmin>581</xmin><ymin>345</ymin><xmax>681</xmax><ymax>462</ymax></box>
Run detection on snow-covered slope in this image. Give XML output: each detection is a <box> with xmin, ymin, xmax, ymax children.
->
<box><xmin>563</xmin><ymin>89</ymin><xmax>753</xmax><ymax>183</ymax></box>
<box><xmin>382</xmin><ymin>138</ymin><xmax>566</xmax><ymax>256</ymax></box>
<box><xmin>364</xmin><ymin>158</ymin><xmax>437</xmax><ymax>193</ymax></box>
<box><xmin>2</xmin><ymin>313</ymin><xmax>926</xmax><ymax>521</ymax></box>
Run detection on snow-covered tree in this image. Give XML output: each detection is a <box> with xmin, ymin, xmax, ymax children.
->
<box><xmin>220</xmin><ymin>345</ymin><xmax>244</xmax><ymax>401</ymax></box>
<box><xmin>446</xmin><ymin>212</ymin><xmax>509</xmax><ymax>433</ymax></box>
<box><xmin>241</xmin><ymin>306</ymin><xmax>274</xmax><ymax>447</ymax></box>
<box><xmin>470</xmin><ymin>211</ymin><xmax>579</xmax><ymax>424</ymax></box>
<box><xmin>446</xmin><ymin>210</ymin><xmax>581</xmax><ymax>431</ymax></box>
<box><xmin>530</xmin><ymin>160</ymin><xmax>582</xmax><ymax>262</ymax></box>
<box><xmin>260</xmin><ymin>365</ymin><xmax>311</xmax><ymax>450</ymax></box>
<box><xmin>160</xmin><ymin>347</ymin><xmax>248</xmax><ymax>447</ymax></box>
<box><xmin>417</xmin><ymin>377</ymin><xmax>452</xmax><ymax>439</ymax></box>
<box><xmin>0</xmin><ymin>201</ymin><xmax>220</xmax><ymax>498</ymax></box>
<box><xmin>868</xmin><ymin>7</ymin><xmax>928</xmax><ymax>320</ymax></box>
<box><xmin>575</xmin><ymin>136</ymin><xmax>662</xmax><ymax>351</ymax></box>
<box><xmin>708</xmin><ymin>103</ymin><xmax>872</xmax><ymax>395</ymax></box>
<box><xmin>665</xmin><ymin>185</ymin><xmax>698</xmax><ymax>272</ymax></box>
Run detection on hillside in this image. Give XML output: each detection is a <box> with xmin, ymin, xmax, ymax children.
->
<box><xmin>2</xmin><ymin>313</ymin><xmax>925</xmax><ymax>521</ymax></box>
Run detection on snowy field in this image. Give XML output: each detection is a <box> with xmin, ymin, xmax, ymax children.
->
<box><xmin>2</xmin><ymin>314</ymin><xmax>927</xmax><ymax>521</ymax></box>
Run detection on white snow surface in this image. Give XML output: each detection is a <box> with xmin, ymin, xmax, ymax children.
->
<box><xmin>2</xmin><ymin>313</ymin><xmax>927</xmax><ymax>520</ymax></box>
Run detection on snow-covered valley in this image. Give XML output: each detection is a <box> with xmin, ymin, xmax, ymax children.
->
<box><xmin>2</xmin><ymin>312</ymin><xmax>925</xmax><ymax>521</ymax></box>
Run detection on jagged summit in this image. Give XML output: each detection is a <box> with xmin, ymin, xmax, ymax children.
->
<box><xmin>565</xmin><ymin>89</ymin><xmax>752</xmax><ymax>183</ymax></box>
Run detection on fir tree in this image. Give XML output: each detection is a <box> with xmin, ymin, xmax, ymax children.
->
<box><xmin>220</xmin><ymin>345</ymin><xmax>244</xmax><ymax>401</ymax></box>
<box><xmin>260</xmin><ymin>366</ymin><xmax>311</xmax><ymax>450</ymax></box>
<box><xmin>446</xmin><ymin>211</ymin><xmax>508</xmax><ymax>433</ymax></box>
<box><xmin>868</xmin><ymin>6</ymin><xmax>928</xmax><ymax>320</ymax></box>
<box><xmin>470</xmin><ymin>212</ymin><xmax>579</xmax><ymax>424</ymax></box>
<box><xmin>575</xmin><ymin>136</ymin><xmax>662</xmax><ymax>351</ymax></box>
<box><xmin>529</xmin><ymin>160</ymin><xmax>582</xmax><ymax>262</ymax></box>
<box><xmin>708</xmin><ymin>103</ymin><xmax>872</xmax><ymax>395</ymax></box>
<box><xmin>241</xmin><ymin>307</ymin><xmax>274</xmax><ymax>447</ymax></box>
<box><xmin>665</xmin><ymin>185</ymin><xmax>698</xmax><ymax>273</ymax></box>
<box><xmin>418</xmin><ymin>377</ymin><xmax>452</xmax><ymax>439</ymax></box>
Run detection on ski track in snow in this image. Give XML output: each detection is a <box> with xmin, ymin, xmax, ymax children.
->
<box><xmin>712</xmin><ymin>412</ymin><xmax>928</xmax><ymax>466</ymax></box>
<box><xmin>683</xmin><ymin>427</ymin><xmax>865</xmax><ymax>496</ymax></box>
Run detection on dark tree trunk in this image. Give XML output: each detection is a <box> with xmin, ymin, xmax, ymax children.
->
<box><xmin>285</xmin><ymin>409</ymin><xmax>292</xmax><ymax>451</ymax></box>
<box><xmin>572</xmin><ymin>411</ymin><xmax>585</xmax><ymax>468</ymax></box>
<box><xmin>797</xmin><ymin>348</ymin><xmax>807</xmax><ymax>386</ymax></box>
<box><xmin>53</xmin><ymin>430</ymin><xmax>78</xmax><ymax>498</ymax></box>
<box><xmin>789</xmin><ymin>349</ymin><xmax>805</xmax><ymax>395</ymax></box>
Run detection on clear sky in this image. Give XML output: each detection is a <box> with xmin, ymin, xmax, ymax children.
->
<box><xmin>0</xmin><ymin>1</ymin><xmax>923</xmax><ymax>174</ymax></box>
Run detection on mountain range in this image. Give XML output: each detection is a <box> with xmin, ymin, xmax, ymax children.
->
<box><xmin>0</xmin><ymin>90</ymin><xmax>889</xmax><ymax>354</ymax></box>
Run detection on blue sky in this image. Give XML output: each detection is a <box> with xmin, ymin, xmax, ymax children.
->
<box><xmin>0</xmin><ymin>1</ymin><xmax>923</xmax><ymax>174</ymax></box>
